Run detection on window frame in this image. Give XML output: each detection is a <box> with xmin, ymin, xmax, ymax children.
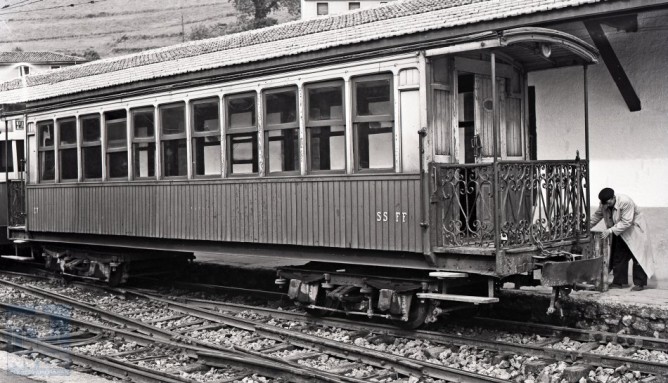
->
<box><xmin>131</xmin><ymin>106</ymin><xmax>157</xmax><ymax>180</ymax></box>
<box><xmin>57</xmin><ymin>117</ymin><xmax>78</xmax><ymax>182</ymax></box>
<box><xmin>316</xmin><ymin>2</ymin><xmax>328</xmax><ymax>15</ymax></box>
<box><xmin>349</xmin><ymin>2</ymin><xmax>360</xmax><ymax>10</ymax></box>
<box><xmin>159</xmin><ymin>102</ymin><xmax>188</xmax><ymax>179</ymax></box>
<box><xmin>104</xmin><ymin>110</ymin><xmax>129</xmax><ymax>180</ymax></box>
<box><xmin>79</xmin><ymin>114</ymin><xmax>102</xmax><ymax>181</ymax></box>
<box><xmin>225</xmin><ymin>92</ymin><xmax>258</xmax><ymax>176</ymax></box>
<box><xmin>37</xmin><ymin>120</ymin><xmax>55</xmax><ymax>183</ymax></box>
<box><xmin>263</xmin><ymin>86</ymin><xmax>300</xmax><ymax>176</ymax></box>
<box><xmin>304</xmin><ymin>80</ymin><xmax>346</xmax><ymax>174</ymax></box>
<box><xmin>191</xmin><ymin>97</ymin><xmax>222</xmax><ymax>178</ymax></box>
<box><xmin>351</xmin><ymin>73</ymin><xmax>395</xmax><ymax>173</ymax></box>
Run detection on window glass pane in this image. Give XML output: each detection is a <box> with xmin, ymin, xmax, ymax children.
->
<box><xmin>267</xmin><ymin>129</ymin><xmax>299</xmax><ymax>173</ymax></box>
<box><xmin>83</xmin><ymin>146</ymin><xmax>101</xmax><ymax>179</ymax></box>
<box><xmin>108</xmin><ymin>151</ymin><xmax>128</xmax><ymax>178</ymax></box>
<box><xmin>356</xmin><ymin>122</ymin><xmax>394</xmax><ymax>169</ymax></box>
<box><xmin>317</xmin><ymin>2</ymin><xmax>328</xmax><ymax>15</ymax></box>
<box><xmin>38</xmin><ymin>121</ymin><xmax>54</xmax><ymax>147</ymax></box>
<box><xmin>161</xmin><ymin>104</ymin><xmax>185</xmax><ymax>135</ymax></box>
<box><xmin>134</xmin><ymin>142</ymin><xmax>155</xmax><ymax>178</ymax></box>
<box><xmin>133</xmin><ymin>109</ymin><xmax>154</xmax><ymax>138</ymax></box>
<box><xmin>106</xmin><ymin>119</ymin><xmax>127</xmax><ymax>149</ymax></box>
<box><xmin>308</xmin><ymin>125</ymin><xmax>345</xmax><ymax>171</ymax></box>
<box><xmin>81</xmin><ymin>116</ymin><xmax>100</xmax><ymax>142</ymax></box>
<box><xmin>227</xmin><ymin>95</ymin><xmax>256</xmax><ymax>129</ymax></box>
<box><xmin>40</xmin><ymin>151</ymin><xmax>55</xmax><ymax>181</ymax></box>
<box><xmin>229</xmin><ymin>134</ymin><xmax>257</xmax><ymax>174</ymax></box>
<box><xmin>349</xmin><ymin>2</ymin><xmax>360</xmax><ymax>10</ymax></box>
<box><xmin>162</xmin><ymin>139</ymin><xmax>187</xmax><ymax>177</ymax></box>
<box><xmin>356</xmin><ymin>78</ymin><xmax>392</xmax><ymax>116</ymax></box>
<box><xmin>16</xmin><ymin>140</ymin><xmax>24</xmax><ymax>172</ymax></box>
<box><xmin>193</xmin><ymin>136</ymin><xmax>221</xmax><ymax>176</ymax></box>
<box><xmin>59</xmin><ymin>119</ymin><xmax>77</xmax><ymax>145</ymax></box>
<box><xmin>308</xmin><ymin>85</ymin><xmax>343</xmax><ymax>121</ymax></box>
<box><xmin>60</xmin><ymin>148</ymin><xmax>78</xmax><ymax>180</ymax></box>
<box><xmin>265</xmin><ymin>90</ymin><xmax>297</xmax><ymax>125</ymax></box>
<box><xmin>193</xmin><ymin>100</ymin><xmax>219</xmax><ymax>132</ymax></box>
<box><xmin>0</xmin><ymin>144</ymin><xmax>13</xmax><ymax>172</ymax></box>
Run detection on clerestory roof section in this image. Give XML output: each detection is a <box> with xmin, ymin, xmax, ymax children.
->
<box><xmin>0</xmin><ymin>51</ymin><xmax>86</xmax><ymax>64</ymax></box>
<box><xmin>0</xmin><ymin>0</ymin><xmax>642</xmax><ymax>104</ymax></box>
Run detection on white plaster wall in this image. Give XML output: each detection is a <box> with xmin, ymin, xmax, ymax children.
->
<box><xmin>529</xmin><ymin>13</ymin><xmax>668</xmax><ymax>209</ymax></box>
<box><xmin>0</xmin><ymin>63</ymin><xmax>65</xmax><ymax>82</ymax></box>
<box><xmin>301</xmin><ymin>0</ymin><xmax>394</xmax><ymax>19</ymax></box>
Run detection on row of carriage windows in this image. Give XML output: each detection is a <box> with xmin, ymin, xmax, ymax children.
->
<box><xmin>37</xmin><ymin>74</ymin><xmax>395</xmax><ymax>182</ymax></box>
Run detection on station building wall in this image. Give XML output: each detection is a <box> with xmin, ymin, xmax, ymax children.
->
<box><xmin>529</xmin><ymin>12</ymin><xmax>668</xmax><ymax>287</ymax></box>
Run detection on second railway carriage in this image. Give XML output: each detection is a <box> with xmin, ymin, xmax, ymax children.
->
<box><xmin>0</xmin><ymin>0</ymin><xmax>610</xmax><ymax>327</ymax></box>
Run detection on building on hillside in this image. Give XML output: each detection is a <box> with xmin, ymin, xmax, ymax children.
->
<box><xmin>300</xmin><ymin>0</ymin><xmax>395</xmax><ymax>19</ymax></box>
<box><xmin>0</xmin><ymin>51</ymin><xmax>86</xmax><ymax>82</ymax></box>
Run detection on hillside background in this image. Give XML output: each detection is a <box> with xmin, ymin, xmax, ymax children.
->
<box><xmin>0</xmin><ymin>0</ymin><xmax>295</xmax><ymax>58</ymax></box>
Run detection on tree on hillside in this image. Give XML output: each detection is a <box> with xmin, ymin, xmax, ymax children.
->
<box><xmin>83</xmin><ymin>48</ymin><xmax>100</xmax><ymax>61</ymax></box>
<box><xmin>228</xmin><ymin>0</ymin><xmax>300</xmax><ymax>29</ymax></box>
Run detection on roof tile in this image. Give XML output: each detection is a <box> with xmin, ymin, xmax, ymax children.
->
<box><xmin>0</xmin><ymin>0</ymin><xmax>604</xmax><ymax>103</ymax></box>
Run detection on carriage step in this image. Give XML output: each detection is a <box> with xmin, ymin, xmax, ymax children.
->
<box><xmin>416</xmin><ymin>293</ymin><xmax>499</xmax><ymax>304</ymax></box>
<box><xmin>429</xmin><ymin>271</ymin><xmax>468</xmax><ymax>279</ymax></box>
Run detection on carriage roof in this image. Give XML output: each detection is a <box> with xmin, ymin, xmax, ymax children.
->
<box><xmin>0</xmin><ymin>0</ymin><xmax>608</xmax><ymax>104</ymax></box>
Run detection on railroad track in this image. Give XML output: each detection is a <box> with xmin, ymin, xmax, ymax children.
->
<box><xmin>1</xmin><ymin>271</ymin><xmax>666</xmax><ymax>382</ymax></box>
<box><xmin>0</xmin><ymin>273</ymin><xmax>504</xmax><ymax>382</ymax></box>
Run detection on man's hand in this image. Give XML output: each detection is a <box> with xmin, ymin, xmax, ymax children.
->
<box><xmin>600</xmin><ymin>228</ymin><xmax>612</xmax><ymax>239</ymax></box>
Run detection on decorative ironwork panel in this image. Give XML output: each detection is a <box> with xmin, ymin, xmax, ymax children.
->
<box><xmin>431</xmin><ymin>163</ymin><xmax>496</xmax><ymax>247</ymax></box>
<box><xmin>431</xmin><ymin>160</ymin><xmax>589</xmax><ymax>249</ymax></box>
<box><xmin>8</xmin><ymin>180</ymin><xmax>25</xmax><ymax>227</ymax></box>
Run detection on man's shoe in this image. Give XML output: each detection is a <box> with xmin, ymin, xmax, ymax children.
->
<box><xmin>608</xmin><ymin>283</ymin><xmax>625</xmax><ymax>289</ymax></box>
<box><xmin>631</xmin><ymin>285</ymin><xmax>644</xmax><ymax>291</ymax></box>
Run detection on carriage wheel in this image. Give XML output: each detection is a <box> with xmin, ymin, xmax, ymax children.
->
<box><xmin>392</xmin><ymin>299</ymin><xmax>431</xmax><ymax>329</ymax></box>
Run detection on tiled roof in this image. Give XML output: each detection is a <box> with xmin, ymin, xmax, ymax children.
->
<box><xmin>0</xmin><ymin>51</ymin><xmax>86</xmax><ymax>64</ymax></box>
<box><xmin>0</xmin><ymin>0</ymin><xmax>607</xmax><ymax>103</ymax></box>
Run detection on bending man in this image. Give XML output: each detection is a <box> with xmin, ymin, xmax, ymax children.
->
<box><xmin>590</xmin><ymin>187</ymin><xmax>654</xmax><ymax>291</ymax></box>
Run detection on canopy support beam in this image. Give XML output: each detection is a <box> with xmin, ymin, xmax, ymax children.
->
<box><xmin>584</xmin><ymin>20</ymin><xmax>641</xmax><ymax>112</ymax></box>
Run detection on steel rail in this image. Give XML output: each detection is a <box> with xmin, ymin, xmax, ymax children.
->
<box><xmin>469</xmin><ymin>317</ymin><xmax>668</xmax><ymax>352</ymax></box>
<box><xmin>132</xmin><ymin>278</ymin><xmax>288</xmax><ymax>301</ymax></box>
<box><xmin>0</xmin><ymin>278</ymin><xmax>176</xmax><ymax>340</ymax></box>
<box><xmin>0</xmin><ymin>301</ymin><xmax>210</xmax><ymax>357</ymax></box>
<box><xmin>198</xmin><ymin>349</ymin><xmax>352</xmax><ymax>383</ymax></box>
<box><xmin>0</xmin><ymin>330</ymin><xmax>190</xmax><ymax>383</ymax></box>
<box><xmin>256</xmin><ymin>324</ymin><xmax>509</xmax><ymax>383</ymax></box>
<box><xmin>234</xmin><ymin>346</ymin><xmax>382</xmax><ymax>383</ymax></box>
<box><xmin>133</xmin><ymin>289</ymin><xmax>668</xmax><ymax>376</ymax></box>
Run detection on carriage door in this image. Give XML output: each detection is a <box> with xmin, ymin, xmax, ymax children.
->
<box><xmin>473</xmin><ymin>72</ymin><xmax>527</xmax><ymax>231</ymax></box>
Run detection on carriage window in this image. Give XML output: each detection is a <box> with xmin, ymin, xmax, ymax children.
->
<box><xmin>105</xmin><ymin>110</ymin><xmax>128</xmax><ymax>179</ymax></box>
<box><xmin>131</xmin><ymin>108</ymin><xmax>155</xmax><ymax>178</ymax></box>
<box><xmin>192</xmin><ymin>98</ymin><xmax>221</xmax><ymax>176</ymax></box>
<box><xmin>306</xmin><ymin>82</ymin><xmax>345</xmax><ymax>172</ymax></box>
<box><xmin>264</xmin><ymin>88</ymin><xmax>298</xmax><ymax>174</ymax></box>
<box><xmin>81</xmin><ymin>115</ymin><xmax>102</xmax><ymax>180</ymax></box>
<box><xmin>226</xmin><ymin>94</ymin><xmax>257</xmax><ymax>175</ymax></box>
<box><xmin>37</xmin><ymin>121</ymin><xmax>55</xmax><ymax>181</ymax></box>
<box><xmin>160</xmin><ymin>103</ymin><xmax>187</xmax><ymax>177</ymax></box>
<box><xmin>353</xmin><ymin>74</ymin><xmax>394</xmax><ymax>170</ymax></box>
<box><xmin>0</xmin><ymin>143</ymin><xmax>13</xmax><ymax>172</ymax></box>
<box><xmin>58</xmin><ymin>118</ymin><xmax>78</xmax><ymax>181</ymax></box>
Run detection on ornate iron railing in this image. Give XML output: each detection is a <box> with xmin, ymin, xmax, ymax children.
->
<box><xmin>8</xmin><ymin>179</ymin><xmax>25</xmax><ymax>227</ymax></box>
<box><xmin>430</xmin><ymin>160</ymin><xmax>589</xmax><ymax>249</ymax></box>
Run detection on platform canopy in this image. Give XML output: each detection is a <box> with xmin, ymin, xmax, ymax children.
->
<box><xmin>426</xmin><ymin>27</ymin><xmax>599</xmax><ymax>72</ymax></box>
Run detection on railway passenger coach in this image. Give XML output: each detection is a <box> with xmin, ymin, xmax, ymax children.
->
<box><xmin>0</xmin><ymin>0</ymin><xmax>608</xmax><ymax>327</ymax></box>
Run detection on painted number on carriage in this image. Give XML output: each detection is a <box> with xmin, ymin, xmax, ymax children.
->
<box><xmin>376</xmin><ymin>211</ymin><xmax>408</xmax><ymax>223</ymax></box>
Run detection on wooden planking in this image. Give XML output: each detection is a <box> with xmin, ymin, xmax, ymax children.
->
<box><xmin>26</xmin><ymin>176</ymin><xmax>423</xmax><ymax>252</ymax></box>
